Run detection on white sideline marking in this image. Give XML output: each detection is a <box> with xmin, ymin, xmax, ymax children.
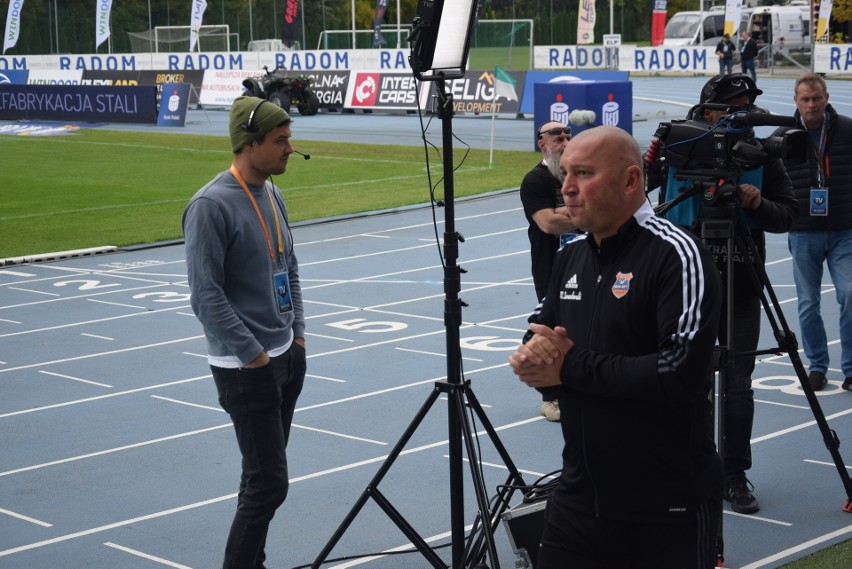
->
<box><xmin>39</xmin><ymin>370</ymin><xmax>112</xmax><ymax>388</ymax></box>
<box><xmin>103</xmin><ymin>542</ymin><xmax>192</xmax><ymax>569</ymax></box>
<box><xmin>0</xmin><ymin>507</ymin><xmax>52</xmax><ymax>528</ymax></box>
<box><xmin>739</xmin><ymin>524</ymin><xmax>852</xmax><ymax>568</ymax></box>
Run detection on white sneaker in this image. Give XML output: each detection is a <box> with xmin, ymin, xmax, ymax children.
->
<box><xmin>540</xmin><ymin>400</ymin><xmax>561</xmax><ymax>422</ymax></box>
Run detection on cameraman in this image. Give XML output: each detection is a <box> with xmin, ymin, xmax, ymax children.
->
<box><xmin>649</xmin><ymin>74</ymin><xmax>797</xmax><ymax>515</ymax></box>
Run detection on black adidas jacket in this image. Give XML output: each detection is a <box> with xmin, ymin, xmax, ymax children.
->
<box><xmin>532</xmin><ymin>202</ymin><xmax>723</xmax><ymax>523</ymax></box>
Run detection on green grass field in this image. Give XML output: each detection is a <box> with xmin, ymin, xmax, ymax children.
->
<box><xmin>0</xmin><ymin>129</ymin><xmax>533</xmax><ymax>259</ymax></box>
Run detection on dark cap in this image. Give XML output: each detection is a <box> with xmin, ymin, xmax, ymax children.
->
<box><xmin>228</xmin><ymin>96</ymin><xmax>291</xmax><ymax>152</ymax></box>
<box><xmin>699</xmin><ymin>73</ymin><xmax>763</xmax><ymax>104</ymax></box>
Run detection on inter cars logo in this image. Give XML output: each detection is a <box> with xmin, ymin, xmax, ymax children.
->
<box><xmin>351</xmin><ymin>73</ymin><xmax>378</xmax><ymax>106</ymax></box>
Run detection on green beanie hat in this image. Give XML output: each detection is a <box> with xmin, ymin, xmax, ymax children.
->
<box><xmin>228</xmin><ymin>96</ymin><xmax>291</xmax><ymax>153</ymax></box>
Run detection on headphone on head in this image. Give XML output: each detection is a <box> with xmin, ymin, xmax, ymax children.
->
<box><xmin>240</xmin><ymin>99</ymin><xmax>268</xmax><ymax>133</ymax></box>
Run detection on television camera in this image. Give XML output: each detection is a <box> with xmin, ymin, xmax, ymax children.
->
<box><xmin>646</xmin><ymin>106</ymin><xmax>806</xmax><ymax>213</ymax></box>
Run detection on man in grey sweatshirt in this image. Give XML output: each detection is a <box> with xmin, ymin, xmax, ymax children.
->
<box><xmin>183</xmin><ymin>96</ymin><xmax>306</xmax><ymax>569</ymax></box>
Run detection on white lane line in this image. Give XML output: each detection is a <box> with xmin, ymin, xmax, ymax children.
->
<box><xmin>803</xmin><ymin>459</ymin><xmax>852</xmax><ymax>471</ymax></box>
<box><xmin>292</xmin><ymin>424</ymin><xmax>387</xmax><ymax>446</ymax></box>
<box><xmin>739</xmin><ymin>524</ymin><xmax>852</xmax><ymax>568</ymax></box>
<box><xmin>305</xmin><ymin>331</ymin><xmax>355</xmax><ymax>342</ymax></box>
<box><xmin>0</xmin><ymin>335</ymin><xmax>204</xmax><ymax>376</ymax></box>
<box><xmin>81</xmin><ymin>333</ymin><xmax>115</xmax><ymax>341</ymax></box>
<box><xmin>38</xmin><ymin>370</ymin><xmax>113</xmax><ymax>388</ymax></box>
<box><xmin>0</xmin><ymin>507</ymin><xmax>52</xmax><ymax>528</ymax></box>
<box><xmin>0</xmin><ymin>424</ymin><xmax>232</xmax><ymax>478</ymax></box>
<box><xmin>8</xmin><ymin>287</ymin><xmax>60</xmax><ymax>296</ymax></box>
<box><xmin>103</xmin><ymin>543</ymin><xmax>192</xmax><ymax>569</ymax></box>
<box><xmin>751</xmin><ymin>407</ymin><xmax>852</xmax><ymax>444</ymax></box>
<box><xmin>0</xmin><ymin>374</ymin><xmax>210</xmax><ymax>419</ymax></box>
<box><xmin>395</xmin><ymin>346</ymin><xmax>484</xmax><ymax>362</ymax></box>
<box><xmin>87</xmin><ymin>299</ymin><xmax>146</xmax><ymax>309</ymax></box>
<box><xmin>0</xmin><ymin>415</ymin><xmax>542</xmax><ymax>558</ymax></box>
<box><xmin>307</xmin><ymin>373</ymin><xmax>347</xmax><ymax>383</ymax></box>
<box><xmin>150</xmin><ymin>396</ymin><xmax>220</xmax><ymax>412</ymax></box>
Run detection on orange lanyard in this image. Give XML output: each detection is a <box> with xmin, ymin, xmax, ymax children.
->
<box><xmin>230</xmin><ymin>165</ymin><xmax>284</xmax><ymax>260</ymax></box>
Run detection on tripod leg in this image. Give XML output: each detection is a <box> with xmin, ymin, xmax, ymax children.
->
<box><xmin>735</xmin><ymin>230</ymin><xmax>852</xmax><ymax>510</ymax></box>
<box><xmin>311</xmin><ymin>386</ymin><xmax>445</xmax><ymax>568</ymax></box>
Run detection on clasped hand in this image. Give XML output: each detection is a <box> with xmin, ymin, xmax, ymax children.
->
<box><xmin>509</xmin><ymin>323</ymin><xmax>573</xmax><ymax>388</ymax></box>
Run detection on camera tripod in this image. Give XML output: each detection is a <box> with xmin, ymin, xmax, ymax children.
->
<box><xmin>662</xmin><ymin>182</ymin><xmax>852</xmax><ymax>565</ymax></box>
<box><xmin>310</xmin><ymin>81</ymin><xmax>527</xmax><ymax>569</ymax></box>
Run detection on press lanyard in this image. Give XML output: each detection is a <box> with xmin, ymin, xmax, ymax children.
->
<box><xmin>806</xmin><ymin>113</ymin><xmax>829</xmax><ymax>187</ymax></box>
<box><xmin>230</xmin><ymin>165</ymin><xmax>284</xmax><ymax>260</ymax></box>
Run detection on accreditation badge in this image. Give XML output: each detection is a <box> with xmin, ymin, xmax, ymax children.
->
<box><xmin>810</xmin><ymin>188</ymin><xmax>828</xmax><ymax>216</ymax></box>
<box><xmin>273</xmin><ymin>271</ymin><xmax>293</xmax><ymax>314</ymax></box>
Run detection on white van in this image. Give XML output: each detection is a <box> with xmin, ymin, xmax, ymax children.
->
<box><xmin>664</xmin><ymin>2</ymin><xmax>810</xmax><ymax>53</ymax></box>
<box><xmin>663</xmin><ymin>9</ymin><xmax>726</xmax><ymax>47</ymax></box>
<box><xmin>742</xmin><ymin>3</ymin><xmax>810</xmax><ymax>54</ymax></box>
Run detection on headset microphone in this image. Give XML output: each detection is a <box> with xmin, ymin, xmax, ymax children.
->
<box><xmin>293</xmin><ymin>149</ymin><xmax>311</xmax><ymax>160</ymax></box>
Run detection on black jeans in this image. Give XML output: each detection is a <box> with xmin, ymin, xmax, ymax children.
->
<box><xmin>718</xmin><ymin>296</ymin><xmax>760</xmax><ymax>478</ymax></box>
<box><xmin>212</xmin><ymin>343</ymin><xmax>306</xmax><ymax>569</ymax></box>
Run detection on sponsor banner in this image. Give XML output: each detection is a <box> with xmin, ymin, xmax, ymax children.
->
<box><xmin>815</xmin><ymin>43</ymin><xmax>852</xmax><ymax>74</ymax></box>
<box><xmin>27</xmin><ymin>70</ymin><xmax>85</xmax><ymax>85</ymax></box>
<box><xmin>577</xmin><ymin>0</ymin><xmax>596</xmax><ymax>45</ymax></box>
<box><xmin>0</xmin><ymin>69</ymin><xmax>27</xmax><ymax>83</ymax></box>
<box><xmin>0</xmin><ymin>84</ymin><xmax>158</xmax><ymax>122</ymax></box>
<box><xmin>0</xmin><ymin>49</ymin><xmax>413</xmax><ymax>73</ymax></box>
<box><xmin>302</xmin><ymin>70</ymin><xmax>349</xmax><ymax>109</ymax></box>
<box><xmin>519</xmin><ymin>70</ymin><xmax>629</xmax><ymax>115</ymax></box>
<box><xmin>345</xmin><ymin>71</ymin><xmax>418</xmax><ymax>110</ymax></box>
<box><xmin>618</xmin><ymin>45</ymin><xmax>715</xmax><ymax>73</ymax></box>
<box><xmin>534</xmin><ymin>80</ymin><xmax>632</xmax><ymax>149</ymax></box>
<box><xmin>534</xmin><ymin>45</ymin><xmax>620</xmax><ymax>70</ymax></box>
<box><xmin>651</xmin><ymin>1</ymin><xmax>667</xmax><ymax>46</ymax></box>
<box><xmin>418</xmin><ymin>69</ymin><xmax>525</xmax><ymax>115</ymax></box>
<box><xmin>199</xmin><ymin>69</ymin><xmax>259</xmax><ymax>106</ymax></box>
<box><xmin>81</xmin><ymin>70</ymin><xmax>140</xmax><ymax>86</ymax></box>
<box><xmin>157</xmin><ymin>82</ymin><xmax>191</xmax><ymax>126</ymax></box>
<box><xmin>139</xmin><ymin>70</ymin><xmax>204</xmax><ymax>105</ymax></box>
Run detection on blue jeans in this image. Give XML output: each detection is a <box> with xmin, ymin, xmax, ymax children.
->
<box><xmin>741</xmin><ymin>58</ymin><xmax>756</xmax><ymax>82</ymax></box>
<box><xmin>719</xmin><ymin>58</ymin><xmax>733</xmax><ymax>75</ymax></box>
<box><xmin>718</xmin><ymin>296</ymin><xmax>760</xmax><ymax>478</ymax></box>
<box><xmin>789</xmin><ymin>230</ymin><xmax>852</xmax><ymax>378</ymax></box>
<box><xmin>212</xmin><ymin>343</ymin><xmax>306</xmax><ymax>569</ymax></box>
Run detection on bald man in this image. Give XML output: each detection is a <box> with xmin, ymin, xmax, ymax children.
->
<box><xmin>510</xmin><ymin>127</ymin><xmax>724</xmax><ymax>568</ymax></box>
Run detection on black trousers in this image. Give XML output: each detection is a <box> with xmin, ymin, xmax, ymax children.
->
<box><xmin>211</xmin><ymin>343</ymin><xmax>306</xmax><ymax>569</ymax></box>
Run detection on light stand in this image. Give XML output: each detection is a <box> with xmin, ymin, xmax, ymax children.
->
<box><xmin>311</xmin><ymin>3</ymin><xmax>528</xmax><ymax>568</ymax></box>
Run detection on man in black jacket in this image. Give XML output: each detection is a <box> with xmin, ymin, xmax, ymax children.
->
<box><xmin>510</xmin><ymin>126</ymin><xmax>723</xmax><ymax>568</ymax></box>
<box><xmin>519</xmin><ymin>121</ymin><xmax>578</xmax><ymax>421</ymax></box>
<box><xmin>739</xmin><ymin>31</ymin><xmax>758</xmax><ymax>82</ymax></box>
<box><xmin>654</xmin><ymin>74</ymin><xmax>797</xmax><ymax>515</ymax></box>
<box><xmin>773</xmin><ymin>73</ymin><xmax>852</xmax><ymax>393</ymax></box>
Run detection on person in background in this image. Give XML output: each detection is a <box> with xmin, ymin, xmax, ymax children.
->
<box><xmin>183</xmin><ymin>96</ymin><xmax>307</xmax><ymax>569</ymax></box>
<box><xmin>519</xmin><ymin>121</ymin><xmax>578</xmax><ymax>422</ymax></box>
<box><xmin>773</xmin><ymin>72</ymin><xmax>852</xmax><ymax>393</ymax></box>
<box><xmin>715</xmin><ymin>33</ymin><xmax>734</xmax><ymax>75</ymax></box>
<box><xmin>739</xmin><ymin>31</ymin><xmax>758</xmax><ymax>82</ymax></box>
<box><xmin>510</xmin><ymin>126</ymin><xmax>723</xmax><ymax>568</ymax></box>
<box><xmin>650</xmin><ymin>74</ymin><xmax>797</xmax><ymax>515</ymax></box>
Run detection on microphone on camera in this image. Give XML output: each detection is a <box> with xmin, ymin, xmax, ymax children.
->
<box><xmin>293</xmin><ymin>149</ymin><xmax>311</xmax><ymax>160</ymax></box>
<box><xmin>730</xmin><ymin>111</ymin><xmax>797</xmax><ymax>128</ymax></box>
